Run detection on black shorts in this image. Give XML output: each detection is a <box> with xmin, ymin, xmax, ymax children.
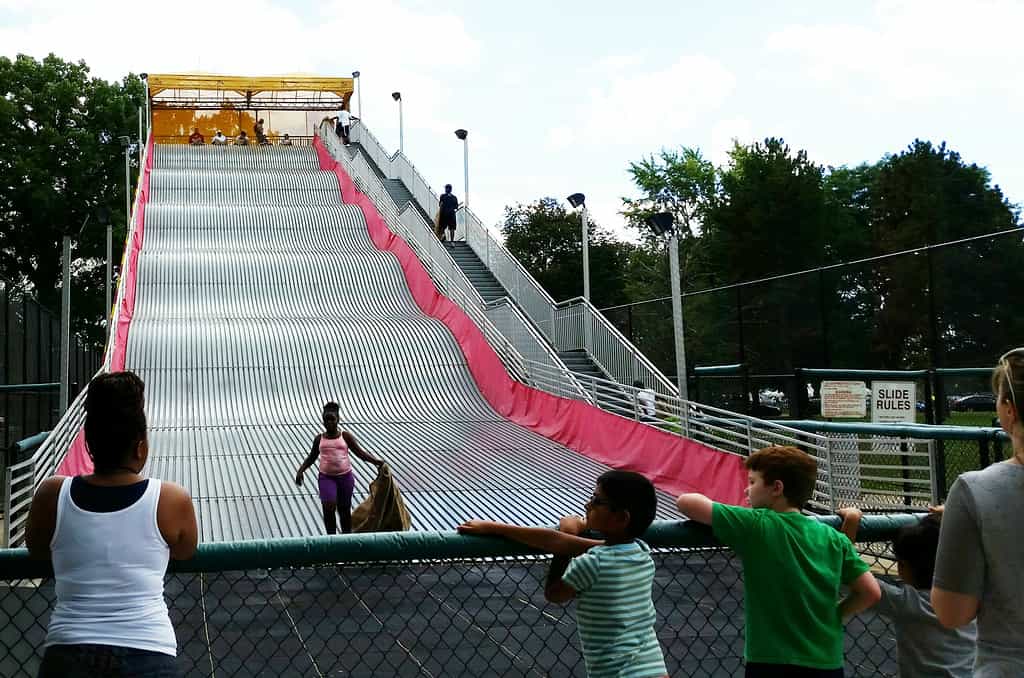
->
<box><xmin>439</xmin><ymin>211</ymin><xmax>457</xmax><ymax>229</ymax></box>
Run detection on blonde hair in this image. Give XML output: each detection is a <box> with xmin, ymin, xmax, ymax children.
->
<box><xmin>992</xmin><ymin>351</ymin><xmax>1024</xmax><ymax>422</ymax></box>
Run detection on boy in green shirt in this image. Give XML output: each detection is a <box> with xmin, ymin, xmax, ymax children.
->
<box><xmin>676</xmin><ymin>446</ymin><xmax>881</xmax><ymax>677</ymax></box>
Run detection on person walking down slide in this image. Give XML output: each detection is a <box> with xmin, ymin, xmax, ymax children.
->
<box><xmin>295</xmin><ymin>401</ymin><xmax>384</xmax><ymax>534</ymax></box>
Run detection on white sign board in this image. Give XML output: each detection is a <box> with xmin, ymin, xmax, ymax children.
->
<box><xmin>871</xmin><ymin>381</ymin><xmax>916</xmax><ymax>424</ymax></box>
<box><xmin>821</xmin><ymin>381</ymin><xmax>867</xmax><ymax>418</ymax></box>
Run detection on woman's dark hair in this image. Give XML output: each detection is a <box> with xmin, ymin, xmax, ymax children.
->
<box><xmin>84</xmin><ymin>371</ymin><xmax>146</xmax><ymax>473</ymax></box>
<box><xmin>892</xmin><ymin>513</ymin><xmax>942</xmax><ymax>589</ymax></box>
<box><xmin>323</xmin><ymin>401</ymin><xmax>340</xmax><ymax>414</ymax></box>
<box><xmin>597</xmin><ymin>470</ymin><xmax>657</xmax><ymax>539</ymax></box>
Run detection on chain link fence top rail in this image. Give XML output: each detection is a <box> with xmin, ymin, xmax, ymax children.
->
<box><xmin>0</xmin><ymin>516</ymin><xmax>918</xmax><ymax>677</ymax></box>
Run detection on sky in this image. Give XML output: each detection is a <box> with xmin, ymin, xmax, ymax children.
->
<box><xmin>2</xmin><ymin>0</ymin><xmax>1022</xmax><ymax>240</ymax></box>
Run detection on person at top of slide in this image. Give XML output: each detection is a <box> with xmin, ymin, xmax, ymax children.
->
<box><xmin>295</xmin><ymin>401</ymin><xmax>384</xmax><ymax>534</ymax></box>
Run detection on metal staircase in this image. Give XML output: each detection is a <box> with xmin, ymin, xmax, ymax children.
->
<box><xmin>443</xmin><ymin>242</ymin><xmax>509</xmax><ymax>303</ymax></box>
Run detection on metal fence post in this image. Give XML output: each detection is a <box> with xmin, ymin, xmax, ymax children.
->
<box><xmin>825</xmin><ymin>437</ymin><xmax>837</xmax><ymax>511</ymax></box>
<box><xmin>927</xmin><ymin>440</ymin><xmax>941</xmax><ymax>506</ymax></box>
<box><xmin>3</xmin><ymin>465</ymin><xmax>11</xmax><ymax>548</ymax></box>
<box><xmin>933</xmin><ymin>436</ymin><xmax>948</xmax><ymax>500</ymax></box>
<box><xmin>979</xmin><ymin>438</ymin><xmax>991</xmax><ymax>469</ymax></box>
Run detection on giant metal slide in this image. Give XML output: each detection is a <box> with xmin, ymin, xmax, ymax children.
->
<box><xmin>104</xmin><ymin>141</ymin><xmax>688</xmax><ymax>541</ymax></box>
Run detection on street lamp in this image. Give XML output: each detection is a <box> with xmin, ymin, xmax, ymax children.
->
<box><xmin>391</xmin><ymin>91</ymin><xmax>403</xmax><ymax>154</ymax></box>
<box><xmin>454</xmin><ymin>129</ymin><xmax>468</xmax><ymax>209</ymax></box>
<box><xmin>116</xmin><ymin>136</ymin><xmax>131</xmax><ymax>326</ymax></box>
<box><xmin>567</xmin><ymin>193</ymin><xmax>590</xmax><ymax>302</ymax></box>
<box><xmin>352</xmin><ymin>71</ymin><xmax>362</xmax><ymax>119</ymax></box>
<box><xmin>647</xmin><ymin>212</ymin><xmax>689</xmax><ymax>407</ymax></box>
<box><xmin>59</xmin><ymin>209</ymin><xmax>102</xmax><ymax>411</ymax></box>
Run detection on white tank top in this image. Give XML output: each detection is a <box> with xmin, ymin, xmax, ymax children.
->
<box><xmin>46</xmin><ymin>478</ymin><xmax>177</xmax><ymax>656</ymax></box>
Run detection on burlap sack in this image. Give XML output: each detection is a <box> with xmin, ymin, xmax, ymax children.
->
<box><xmin>352</xmin><ymin>463</ymin><xmax>412</xmax><ymax>533</ymax></box>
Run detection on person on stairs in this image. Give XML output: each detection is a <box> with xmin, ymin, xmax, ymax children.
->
<box><xmin>438</xmin><ymin>184</ymin><xmax>459</xmax><ymax>242</ymax></box>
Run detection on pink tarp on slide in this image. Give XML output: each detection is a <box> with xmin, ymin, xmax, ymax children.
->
<box><xmin>313</xmin><ymin>138</ymin><xmax>747</xmax><ymax>505</ymax></box>
<box><xmin>56</xmin><ymin>134</ymin><xmax>156</xmax><ymax>477</ymax></box>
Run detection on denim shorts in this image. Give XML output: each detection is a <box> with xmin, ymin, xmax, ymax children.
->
<box><xmin>39</xmin><ymin>643</ymin><xmax>178</xmax><ymax>678</ymax></box>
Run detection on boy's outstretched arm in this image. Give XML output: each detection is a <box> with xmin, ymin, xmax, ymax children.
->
<box><xmin>839</xmin><ymin>571</ymin><xmax>882</xmax><ymax>620</ymax></box>
<box><xmin>676</xmin><ymin>493</ymin><xmax>714</xmax><ymax>525</ymax></box>
<box><xmin>836</xmin><ymin>507</ymin><xmax>863</xmax><ymax>542</ymax></box>
<box><xmin>457</xmin><ymin>520</ymin><xmax>602</xmax><ymax>556</ymax></box>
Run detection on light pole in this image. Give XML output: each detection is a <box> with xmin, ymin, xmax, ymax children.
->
<box><xmin>391</xmin><ymin>91</ymin><xmax>403</xmax><ymax>154</ymax></box>
<box><xmin>139</xmin><ymin>72</ymin><xmax>148</xmax><ymax>165</ymax></box>
<box><xmin>454</xmin><ymin>129</ymin><xmax>468</xmax><ymax>208</ymax></box>
<box><xmin>352</xmin><ymin>71</ymin><xmax>362</xmax><ymax>119</ymax></box>
<box><xmin>59</xmin><ymin>230</ymin><xmax>72</xmax><ymax>412</ymax></box>
<box><xmin>567</xmin><ymin>193</ymin><xmax>590</xmax><ymax>302</ymax></box>
<box><xmin>647</xmin><ymin>212</ymin><xmax>688</xmax><ymax>409</ymax></box>
<box><xmin>59</xmin><ymin>211</ymin><xmax>95</xmax><ymax>411</ymax></box>
<box><xmin>116</xmin><ymin>137</ymin><xmax>131</xmax><ymax>326</ymax></box>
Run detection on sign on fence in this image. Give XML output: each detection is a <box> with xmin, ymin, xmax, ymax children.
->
<box><xmin>871</xmin><ymin>382</ymin><xmax>916</xmax><ymax>424</ymax></box>
<box><xmin>821</xmin><ymin>381</ymin><xmax>867</xmax><ymax>418</ymax></box>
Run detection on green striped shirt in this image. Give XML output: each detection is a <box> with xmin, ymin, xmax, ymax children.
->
<box><xmin>562</xmin><ymin>540</ymin><xmax>667</xmax><ymax>678</ymax></box>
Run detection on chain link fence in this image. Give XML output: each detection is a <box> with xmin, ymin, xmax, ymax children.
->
<box><xmin>0</xmin><ymin>518</ymin><xmax>914</xmax><ymax>677</ymax></box>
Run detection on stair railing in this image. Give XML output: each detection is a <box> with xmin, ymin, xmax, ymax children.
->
<box><xmin>346</xmin><ymin>120</ymin><xmax>677</xmax><ymax>398</ymax></box>
<box><xmin>320</xmin><ymin>124</ymin><xmax>529</xmax><ymax>382</ymax></box>
<box><xmin>485</xmin><ymin>298</ymin><xmax>590</xmax><ymax>402</ymax></box>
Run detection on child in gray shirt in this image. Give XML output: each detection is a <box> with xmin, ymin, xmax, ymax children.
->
<box><xmin>839</xmin><ymin>509</ymin><xmax>976</xmax><ymax>677</ymax></box>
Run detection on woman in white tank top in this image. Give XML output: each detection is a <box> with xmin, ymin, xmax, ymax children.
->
<box><xmin>26</xmin><ymin>372</ymin><xmax>198</xmax><ymax>678</ymax></box>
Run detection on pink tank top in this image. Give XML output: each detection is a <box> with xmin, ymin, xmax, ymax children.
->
<box><xmin>319</xmin><ymin>435</ymin><xmax>351</xmax><ymax>476</ymax></box>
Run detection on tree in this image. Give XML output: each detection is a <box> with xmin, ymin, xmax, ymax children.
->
<box><xmin>867</xmin><ymin>140</ymin><xmax>1020</xmax><ymax>367</ymax></box>
<box><xmin>622</xmin><ymin>147</ymin><xmax>716</xmax><ymax>243</ymax></box>
<box><xmin>500</xmin><ymin>198</ymin><xmax>636</xmax><ymax>309</ymax></box>
<box><xmin>0</xmin><ymin>54</ymin><xmax>145</xmax><ymax>346</ymax></box>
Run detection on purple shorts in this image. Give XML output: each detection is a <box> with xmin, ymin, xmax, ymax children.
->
<box><xmin>318</xmin><ymin>471</ymin><xmax>355</xmax><ymax>505</ymax></box>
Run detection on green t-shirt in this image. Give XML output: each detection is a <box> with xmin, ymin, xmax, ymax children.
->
<box><xmin>712</xmin><ymin>503</ymin><xmax>869</xmax><ymax>669</ymax></box>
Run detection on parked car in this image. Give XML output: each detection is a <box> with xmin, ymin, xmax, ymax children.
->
<box><xmin>951</xmin><ymin>393</ymin><xmax>997</xmax><ymax>412</ymax></box>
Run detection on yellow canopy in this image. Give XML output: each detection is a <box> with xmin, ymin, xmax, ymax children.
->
<box><xmin>147</xmin><ymin>73</ymin><xmax>353</xmax><ymax>111</ymax></box>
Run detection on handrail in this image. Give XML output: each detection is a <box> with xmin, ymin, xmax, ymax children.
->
<box><xmin>0</xmin><ymin>383</ymin><xmax>59</xmax><ymax>393</ymax></box>
<box><xmin>784</xmin><ymin>420</ymin><xmax>1010</xmax><ymax>441</ymax></box>
<box><xmin>553</xmin><ymin>296</ymin><xmax>678</xmax><ymax>397</ymax></box>
<box><xmin>346</xmin><ymin>119</ymin><xmax>679</xmax><ymax>400</ymax></box>
<box><xmin>484</xmin><ymin>298</ymin><xmax>589</xmax><ymax>402</ymax></box>
<box><xmin>0</xmin><ymin>514</ymin><xmax>921</xmax><ymax>576</ymax></box>
<box><xmin>318</xmin><ymin>123</ymin><xmax>528</xmax><ymax>382</ymax></box>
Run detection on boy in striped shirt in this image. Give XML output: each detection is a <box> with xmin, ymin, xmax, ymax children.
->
<box><xmin>459</xmin><ymin>470</ymin><xmax>668</xmax><ymax>677</ymax></box>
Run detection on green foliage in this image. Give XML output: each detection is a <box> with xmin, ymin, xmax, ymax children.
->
<box><xmin>508</xmin><ymin>136</ymin><xmax>1020</xmax><ymax>380</ymax></box>
<box><xmin>0</xmin><ymin>53</ymin><xmax>145</xmax><ymax>346</ymax></box>
<box><xmin>622</xmin><ymin>146</ymin><xmax>716</xmax><ymax>242</ymax></box>
<box><xmin>500</xmin><ymin>198</ymin><xmax>636</xmax><ymax>308</ymax></box>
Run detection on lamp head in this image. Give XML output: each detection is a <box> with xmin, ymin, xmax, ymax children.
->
<box><xmin>391</xmin><ymin>91</ymin><xmax>401</xmax><ymax>101</ymax></box>
<box><xmin>454</xmin><ymin>128</ymin><xmax>468</xmax><ymax>140</ymax></box>
<box><xmin>352</xmin><ymin>70</ymin><xmax>360</xmax><ymax>78</ymax></box>
<box><xmin>567</xmin><ymin>193</ymin><xmax>586</xmax><ymax>209</ymax></box>
<box><xmin>139</xmin><ymin>72</ymin><xmax>148</xmax><ymax>80</ymax></box>
<box><xmin>646</xmin><ymin>212</ymin><xmax>675</xmax><ymax>236</ymax></box>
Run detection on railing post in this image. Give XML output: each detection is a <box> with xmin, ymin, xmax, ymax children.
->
<box><xmin>979</xmin><ymin>437</ymin><xmax>991</xmax><ymax>469</ymax></box>
<box><xmin>825</xmin><ymin>437</ymin><xmax>837</xmax><ymax>511</ymax></box>
<box><xmin>933</xmin><ymin>436</ymin><xmax>948</xmax><ymax>500</ymax></box>
<box><xmin>3</xmin><ymin>465</ymin><xmax>12</xmax><ymax>547</ymax></box>
<box><xmin>927</xmin><ymin>440</ymin><xmax>941</xmax><ymax>506</ymax></box>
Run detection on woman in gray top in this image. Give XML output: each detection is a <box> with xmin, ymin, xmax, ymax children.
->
<box><xmin>933</xmin><ymin>348</ymin><xmax>1024</xmax><ymax>677</ymax></box>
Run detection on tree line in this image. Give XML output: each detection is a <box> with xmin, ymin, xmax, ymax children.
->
<box><xmin>1</xmin><ymin>54</ymin><xmax>144</xmax><ymax>346</ymax></box>
<box><xmin>502</xmin><ymin>138</ymin><xmax>1021</xmax><ymax>374</ymax></box>
<box><xmin>1</xmin><ymin>53</ymin><xmax>1020</xmax><ymax>375</ymax></box>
